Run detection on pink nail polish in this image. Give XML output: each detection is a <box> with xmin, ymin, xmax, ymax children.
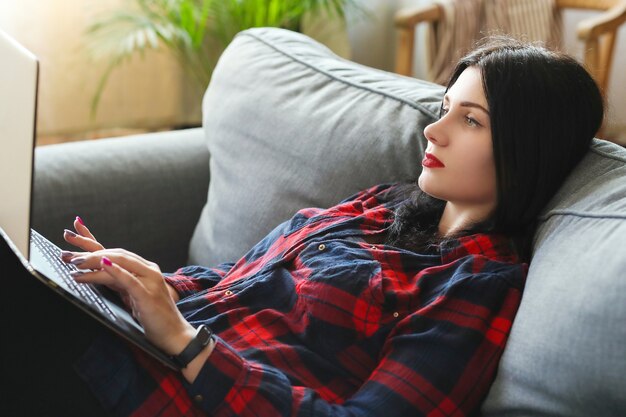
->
<box><xmin>76</xmin><ymin>216</ymin><xmax>85</xmax><ymax>226</ymax></box>
<box><xmin>64</xmin><ymin>229</ymin><xmax>77</xmax><ymax>238</ymax></box>
<box><xmin>102</xmin><ymin>257</ymin><xmax>113</xmax><ymax>267</ymax></box>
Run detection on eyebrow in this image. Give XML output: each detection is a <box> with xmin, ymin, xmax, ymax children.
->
<box><xmin>460</xmin><ymin>101</ymin><xmax>490</xmax><ymax>115</ymax></box>
<box><xmin>443</xmin><ymin>95</ymin><xmax>490</xmax><ymax>116</ymax></box>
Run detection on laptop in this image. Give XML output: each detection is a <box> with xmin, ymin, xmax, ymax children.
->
<box><xmin>0</xmin><ymin>29</ymin><xmax>180</xmax><ymax>370</ymax></box>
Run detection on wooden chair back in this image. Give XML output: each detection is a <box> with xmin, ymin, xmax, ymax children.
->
<box><xmin>395</xmin><ymin>0</ymin><xmax>626</xmax><ymax>94</ymax></box>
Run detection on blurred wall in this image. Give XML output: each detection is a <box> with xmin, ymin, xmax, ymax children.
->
<box><xmin>0</xmin><ymin>0</ymin><xmax>200</xmax><ymax>143</ymax></box>
<box><xmin>347</xmin><ymin>0</ymin><xmax>427</xmax><ymax>76</ymax></box>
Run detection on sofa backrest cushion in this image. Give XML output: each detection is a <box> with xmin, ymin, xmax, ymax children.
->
<box><xmin>189</xmin><ymin>26</ymin><xmax>626</xmax><ymax>416</ymax></box>
<box><xmin>482</xmin><ymin>139</ymin><xmax>626</xmax><ymax>416</ymax></box>
<box><xmin>189</xmin><ymin>27</ymin><xmax>444</xmax><ymax>266</ymax></box>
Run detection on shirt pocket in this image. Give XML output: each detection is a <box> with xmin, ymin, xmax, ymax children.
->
<box><xmin>294</xmin><ymin>240</ymin><xmax>385</xmax><ymax>340</ymax></box>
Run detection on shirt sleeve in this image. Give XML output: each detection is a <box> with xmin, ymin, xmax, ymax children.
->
<box><xmin>185</xmin><ymin>263</ymin><xmax>525</xmax><ymax>417</ymax></box>
<box><xmin>163</xmin><ymin>263</ymin><xmax>234</xmax><ymax>300</ymax></box>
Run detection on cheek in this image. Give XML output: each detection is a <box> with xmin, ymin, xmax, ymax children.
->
<box><xmin>462</xmin><ymin>153</ymin><xmax>497</xmax><ymax>197</ymax></box>
<box><xmin>468</xmin><ymin>151</ymin><xmax>494</xmax><ymax>174</ymax></box>
<box><xmin>448</xmin><ymin>143</ymin><xmax>494</xmax><ymax>178</ymax></box>
<box><xmin>418</xmin><ymin>153</ymin><xmax>497</xmax><ymax>203</ymax></box>
<box><xmin>456</xmin><ymin>136</ymin><xmax>495</xmax><ymax>181</ymax></box>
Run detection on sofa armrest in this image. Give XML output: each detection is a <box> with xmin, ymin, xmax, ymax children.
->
<box><xmin>32</xmin><ymin>128</ymin><xmax>209</xmax><ymax>272</ymax></box>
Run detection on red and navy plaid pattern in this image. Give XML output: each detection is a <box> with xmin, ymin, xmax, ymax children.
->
<box><xmin>80</xmin><ymin>184</ymin><xmax>527</xmax><ymax>417</ymax></box>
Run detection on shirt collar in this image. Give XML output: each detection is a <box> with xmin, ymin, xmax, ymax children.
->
<box><xmin>438</xmin><ymin>233</ymin><xmax>521</xmax><ymax>264</ymax></box>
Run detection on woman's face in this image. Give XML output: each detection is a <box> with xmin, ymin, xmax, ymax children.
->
<box><xmin>419</xmin><ymin>66</ymin><xmax>497</xmax><ymax>218</ymax></box>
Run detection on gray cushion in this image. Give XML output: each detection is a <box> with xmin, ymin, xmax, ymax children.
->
<box><xmin>33</xmin><ymin>128</ymin><xmax>209</xmax><ymax>272</ymax></box>
<box><xmin>189</xmin><ymin>27</ymin><xmax>444</xmax><ymax>266</ymax></box>
<box><xmin>482</xmin><ymin>139</ymin><xmax>626</xmax><ymax>416</ymax></box>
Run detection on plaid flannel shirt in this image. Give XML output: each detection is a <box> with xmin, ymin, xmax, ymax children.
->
<box><xmin>79</xmin><ymin>184</ymin><xmax>527</xmax><ymax>417</ymax></box>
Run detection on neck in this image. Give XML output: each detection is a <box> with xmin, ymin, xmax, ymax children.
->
<box><xmin>438</xmin><ymin>201</ymin><xmax>494</xmax><ymax>237</ymax></box>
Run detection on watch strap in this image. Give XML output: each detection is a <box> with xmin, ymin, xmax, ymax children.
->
<box><xmin>172</xmin><ymin>324</ymin><xmax>213</xmax><ymax>369</ymax></box>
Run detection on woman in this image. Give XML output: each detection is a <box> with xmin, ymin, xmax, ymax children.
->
<box><xmin>17</xmin><ymin>37</ymin><xmax>604</xmax><ymax>416</ymax></box>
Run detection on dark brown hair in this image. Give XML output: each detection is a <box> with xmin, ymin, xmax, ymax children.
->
<box><xmin>387</xmin><ymin>37</ymin><xmax>605</xmax><ymax>260</ymax></box>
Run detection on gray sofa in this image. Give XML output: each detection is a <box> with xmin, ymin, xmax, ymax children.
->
<box><xmin>34</xmin><ymin>28</ymin><xmax>626</xmax><ymax>416</ymax></box>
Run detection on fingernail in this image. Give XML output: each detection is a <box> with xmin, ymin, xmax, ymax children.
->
<box><xmin>76</xmin><ymin>216</ymin><xmax>85</xmax><ymax>226</ymax></box>
<box><xmin>60</xmin><ymin>250</ymin><xmax>74</xmax><ymax>258</ymax></box>
<box><xmin>64</xmin><ymin>229</ymin><xmax>77</xmax><ymax>238</ymax></box>
<box><xmin>101</xmin><ymin>257</ymin><xmax>113</xmax><ymax>267</ymax></box>
<box><xmin>70</xmin><ymin>270</ymin><xmax>84</xmax><ymax>278</ymax></box>
<box><xmin>70</xmin><ymin>256</ymin><xmax>86</xmax><ymax>265</ymax></box>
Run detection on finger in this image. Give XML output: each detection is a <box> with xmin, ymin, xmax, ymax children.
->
<box><xmin>102</xmin><ymin>252</ymin><xmax>160</xmax><ymax>277</ymax></box>
<box><xmin>98</xmin><ymin>257</ymin><xmax>144</xmax><ymax>301</ymax></box>
<box><xmin>74</xmin><ymin>248</ymin><xmax>153</xmax><ymax>268</ymax></box>
<box><xmin>72</xmin><ymin>268</ymin><xmax>119</xmax><ymax>288</ymax></box>
<box><xmin>63</xmin><ymin>229</ymin><xmax>104</xmax><ymax>252</ymax></box>
<box><xmin>60</xmin><ymin>250</ymin><xmax>92</xmax><ymax>265</ymax></box>
<box><xmin>74</xmin><ymin>216</ymin><xmax>99</xmax><ymax>242</ymax></box>
<box><xmin>60</xmin><ymin>250</ymin><xmax>77</xmax><ymax>262</ymax></box>
<box><xmin>73</xmin><ymin>257</ymin><xmax>141</xmax><ymax>294</ymax></box>
<box><xmin>104</xmin><ymin>248</ymin><xmax>154</xmax><ymax>268</ymax></box>
<box><xmin>71</xmin><ymin>267</ymin><xmax>128</xmax><ymax>294</ymax></box>
<box><xmin>69</xmin><ymin>250</ymin><xmax>158</xmax><ymax>277</ymax></box>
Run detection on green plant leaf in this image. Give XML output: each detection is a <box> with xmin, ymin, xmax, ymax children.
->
<box><xmin>85</xmin><ymin>0</ymin><xmax>365</xmax><ymax>117</ymax></box>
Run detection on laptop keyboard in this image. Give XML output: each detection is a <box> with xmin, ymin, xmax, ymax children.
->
<box><xmin>30</xmin><ymin>230</ymin><xmax>117</xmax><ymax>321</ymax></box>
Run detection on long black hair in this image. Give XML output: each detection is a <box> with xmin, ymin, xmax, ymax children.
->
<box><xmin>387</xmin><ymin>36</ymin><xmax>605</xmax><ymax>261</ymax></box>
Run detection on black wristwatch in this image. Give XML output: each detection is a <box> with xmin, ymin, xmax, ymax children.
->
<box><xmin>172</xmin><ymin>325</ymin><xmax>213</xmax><ymax>369</ymax></box>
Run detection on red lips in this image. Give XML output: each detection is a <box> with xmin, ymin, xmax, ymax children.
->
<box><xmin>422</xmin><ymin>152</ymin><xmax>445</xmax><ymax>168</ymax></box>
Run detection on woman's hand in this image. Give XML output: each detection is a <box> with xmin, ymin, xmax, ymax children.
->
<box><xmin>61</xmin><ymin>217</ymin><xmax>180</xmax><ymax>303</ymax></box>
<box><xmin>62</xmin><ymin>218</ymin><xmax>212</xmax><ymax>382</ymax></box>
<box><xmin>68</xmin><ymin>249</ymin><xmax>196</xmax><ymax>357</ymax></box>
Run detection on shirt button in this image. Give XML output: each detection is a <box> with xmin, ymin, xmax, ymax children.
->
<box><xmin>318</xmin><ymin>244</ymin><xmax>326</xmax><ymax>251</ymax></box>
<box><xmin>224</xmin><ymin>290</ymin><xmax>233</xmax><ymax>296</ymax></box>
<box><xmin>371</xmin><ymin>245</ymin><xmax>376</xmax><ymax>250</ymax></box>
<box><xmin>194</xmin><ymin>394</ymin><xmax>203</xmax><ymax>403</ymax></box>
<box><xmin>393</xmin><ymin>312</ymin><xmax>400</xmax><ymax>318</ymax></box>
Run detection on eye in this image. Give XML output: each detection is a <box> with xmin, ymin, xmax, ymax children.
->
<box><xmin>439</xmin><ymin>107</ymin><xmax>449</xmax><ymax>118</ymax></box>
<box><xmin>465</xmin><ymin>116</ymin><xmax>481</xmax><ymax>127</ymax></box>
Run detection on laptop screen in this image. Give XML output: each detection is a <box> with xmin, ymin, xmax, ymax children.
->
<box><xmin>0</xmin><ymin>29</ymin><xmax>38</xmax><ymax>259</ymax></box>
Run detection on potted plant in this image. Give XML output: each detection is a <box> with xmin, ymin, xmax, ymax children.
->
<box><xmin>86</xmin><ymin>0</ymin><xmax>360</xmax><ymax>115</ymax></box>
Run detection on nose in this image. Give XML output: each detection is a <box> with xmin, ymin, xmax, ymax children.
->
<box><xmin>423</xmin><ymin>116</ymin><xmax>449</xmax><ymax>147</ymax></box>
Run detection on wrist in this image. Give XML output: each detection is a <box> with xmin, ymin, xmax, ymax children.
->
<box><xmin>181</xmin><ymin>337</ymin><xmax>215</xmax><ymax>384</ymax></box>
<box><xmin>171</xmin><ymin>324</ymin><xmax>214</xmax><ymax>369</ymax></box>
<box><xmin>164</xmin><ymin>323</ymin><xmax>197</xmax><ymax>356</ymax></box>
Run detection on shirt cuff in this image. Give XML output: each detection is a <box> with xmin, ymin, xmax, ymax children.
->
<box><xmin>184</xmin><ymin>336</ymin><xmax>247</xmax><ymax>413</ymax></box>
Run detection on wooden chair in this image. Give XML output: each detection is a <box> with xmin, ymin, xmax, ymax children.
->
<box><xmin>395</xmin><ymin>0</ymin><xmax>626</xmax><ymax>95</ymax></box>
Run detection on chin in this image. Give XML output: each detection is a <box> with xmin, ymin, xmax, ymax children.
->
<box><xmin>417</xmin><ymin>175</ymin><xmax>439</xmax><ymax>199</ymax></box>
<box><xmin>417</xmin><ymin>174</ymin><xmax>426</xmax><ymax>190</ymax></box>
